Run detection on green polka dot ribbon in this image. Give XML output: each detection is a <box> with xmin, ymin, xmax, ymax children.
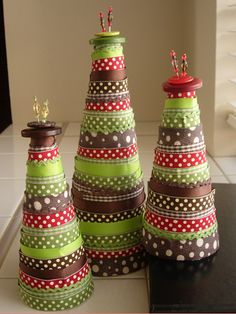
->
<box><xmin>92</xmin><ymin>45</ymin><xmax>123</xmax><ymax>61</ymax></box>
<box><xmin>21</xmin><ymin>225</ymin><xmax>80</xmax><ymax>249</ymax></box>
<box><xmin>83</xmin><ymin>230</ymin><xmax>142</xmax><ymax>250</ymax></box>
<box><xmin>73</xmin><ymin>168</ymin><xmax>143</xmax><ymax>191</ymax></box>
<box><xmin>143</xmin><ymin>220</ymin><xmax>218</xmax><ymax>241</ymax></box>
<box><xmin>161</xmin><ymin>110</ymin><xmax>200</xmax><ymax>128</ymax></box>
<box><xmin>164</xmin><ymin>98</ymin><xmax>198</xmax><ymax>109</ymax></box>
<box><xmin>19</xmin><ymin>275</ymin><xmax>94</xmax><ymax>311</ymax></box>
<box><xmin>75</xmin><ymin>155</ymin><xmax>141</xmax><ymax>177</ymax></box>
<box><xmin>152</xmin><ymin>163</ymin><xmax>210</xmax><ymax>185</ymax></box>
<box><xmin>81</xmin><ymin>109</ymin><xmax>135</xmax><ymax>133</ymax></box>
<box><xmin>26</xmin><ymin>179</ymin><xmax>67</xmax><ymax>196</ymax></box>
<box><xmin>80</xmin><ymin>214</ymin><xmax>142</xmax><ymax>236</ymax></box>
<box><xmin>26</xmin><ymin>158</ymin><xmax>64</xmax><ymax>177</ymax></box>
<box><xmin>20</xmin><ymin>235</ymin><xmax>83</xmax><ymax>259</ymax></box>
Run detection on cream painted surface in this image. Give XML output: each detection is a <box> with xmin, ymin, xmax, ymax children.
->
<box><xmin>3</xmin><ymin>0</ymin><xmax>186</xmax><ymax>124</ymax></box>
<box><xmin>214</xmin><ymin>0</ymin><xmax>236</xmax><ymax>156</ymax></box>
<box><xmin>4</xmin><ymin>0</ymin><xmax>235</xmax><ymax>155</ymax></box>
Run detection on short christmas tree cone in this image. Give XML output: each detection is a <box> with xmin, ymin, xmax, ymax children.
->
<box><xmin>143</xmin><ymin>52</ymin><xmax>219</xmax><ymax>261</ymax></box>
<box><xmin>72</xmin><ymin>10</ymin><xmax>146</xmax><ymax>277</ymax></box>
<box><xmin>19</xmin><ymin>116</ymin><xmax>93</xmax><ymax>311</ymax></box>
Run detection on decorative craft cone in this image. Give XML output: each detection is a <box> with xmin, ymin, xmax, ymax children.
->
<box><xmin>143</xmin><ymin>53</ymin><xmax>220</xmax><ymax>261</ymax></box>
<box><xmin>72</xmin><ymin>21</ymin><xmax>146</xmax><ymax>276</ymax></box>
<box><xmin>19</xmin><ymin>121</ymin><xmax>93</xmax><ymax>311</ymax></box>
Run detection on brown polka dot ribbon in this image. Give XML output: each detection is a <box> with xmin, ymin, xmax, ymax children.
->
<box><xmin>87</xmin><ymin>79</ymin><xmax>128</xmax><ymax>97</ymax></box>
<box><xmin>158</xmin><ymin>125</ymin><xmax>204</xmax><ymax>147</ymax></box>
<box><xmin>19</xmin><ymin>257</ymin><xmax>87</xmax><ymax>280</ymax></box>
<box><xmin>19</xmin><ymin>247</ymin><xmax>85</xmax><ymax>271</ymax></box>
<box><xmin>72</xmin><ymin>188</ymin><xmax>145</xmax><ymax>213</ymax></box>
<box><xmin>149</xmin><ymin>178</ymin><xmax>212</xmax><ymax>197</ymax></box>
<box><xmin>23</xmin><ymin>187</ymin><xmax>70</xmax><ymax>214</ymax></box>
<box><xmin>90</xmin><ymin>69</ymin><xmax>126</xmax><ymax>82</ymax></box>
<box><xmin>142</xmin><ymin>228</ymin><xmax>219</xmax><ymax>261</ymax></box>
<box><xmin>148</xmin><ymin>187</ymin><xmax>215</xmax><ymax>213</ymax></box>
<box><xmin>79</xmin><ymin>129</ymin><xmax>136</xmax><ymax>149</ymax></box>
<box><xmin>76</xmin><ymin>204</ymin><xmax>144</xmax><ymax>223</ymax></box>
<box><xmin>86</xmin><ymin>246</ymin><xmax>147</xmax><ymax>276</ymax></box>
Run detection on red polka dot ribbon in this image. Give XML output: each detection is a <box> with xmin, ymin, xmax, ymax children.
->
<box><xmin>145</xmin><ymin>209</ymin><xmax>216</xmax><ymax>233</ymax></box>
<box><xmin>168</xmin><ymin>91</ymin><xmax>196</xmax><ymax>98</ymax></box>
<box><xmin>154</xmin><ymin>150</ymin><xmax>207</xmax><ymax>168</ymax></box>
<box><xmin>85</xmin><ymin>98</ymin><xmax>130</xmax><ymax>112</ymax></box>
<box><xmin>92</xmin><ymin>56</ymin><xmax>125</xmax><ymax>71</ymax></box>
<box><xmin>28</xmin><ymin>146</ymin><xmax>59</xmax><ymax>161</ymax></box>
<box><xmin>77</xmin><ymin>143</ymin><xmax>137</xmax><ymax>160</ymax></box>
<box><xmin>23</xmin><ymin>205</ymin><xmax>75</xmax><ymax>228</ymax></box>
<box><xmin>86</xmin><ymin>244</ymin><xmax>143</xmax><ymax>259</ymax></box>
<box><xmin>19</xmin><ymin>262</ymin><xmax>89</xmax><ymax>289</ymax></box>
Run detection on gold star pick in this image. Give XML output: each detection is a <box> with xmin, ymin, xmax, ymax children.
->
<box><xmin>41</xmin><ymin>99</ymin><xmax>49</xmax><ymax>123</ymax></box>
<box><xmin>33</xmin><ymin>96</ymin><xmax>41</xmax><ymax>122</ymax></box>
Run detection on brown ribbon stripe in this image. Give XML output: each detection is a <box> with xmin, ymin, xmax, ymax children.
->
<box><xmin>79</xmin><ymin>128</ymin><xmax>136</xmax><ymax>149</ymax></box>
<box><xmin>19</xmin><ymin>247</ymin><xmax>85</xmax><ymax>270</ymax></box>
<box><xmin>87</xmin><ymin>79</ymin><xmax>128</xmax><ymax>95</ymax></box>
<box><xmin>19</xmin><ymin>256</ymin><xmax>87</xmax><ymax>280</ymax></box>
<box><xmin>23</xmin><ymin>186</ymin><xmax>71</xmax><ymax>214</ymax></box>
<box><xmin>149</xmin><ymin>178</ymin><xmax>212</xmax><ymax>197</ymax></box>
<box><xmin>72</xmin><ymin>189</ymin><xmax>145</xmax><ymax>213</ymax></box>
<box><xmin>142</xmin><ymin>227</ymin><xmax>219</xmax><ymax>261</ymax></box>
<box><xmin>158</xmin><ymin>125</ymin><xmax>204</xmax><ymax>147</ymax></box>
<box><xmin>147</xmin><ymin>187</ymin><xmax>215</xmax><ymax>213</ymax></box>
<box><xmin>90</xmin><ymin>70</ymin><xmax>126</xmax><ymax>81</ymax></box>
<box><xmin>76</xmin><ymin>204</ymin><xmax>144</xmax><ymax>223</ymax></box>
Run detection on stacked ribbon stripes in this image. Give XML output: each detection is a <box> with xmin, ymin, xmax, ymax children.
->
<box><xmin>72</xmin><ymin>32</ymin><xmax>146</xmax><ymax>276</ymax></box>
<box><xmin>143</xmin><ymin>86</ymin><xmax>219</xmax><ymax>261</ymax></box>
<box><xmin>19</xmin><ymin>140</ymin><xmax>93</xmax><ymax>311</ymax></box>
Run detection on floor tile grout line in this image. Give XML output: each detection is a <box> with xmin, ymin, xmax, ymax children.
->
<box><xmin>208</xmin><ymin>153</ymin><xmax>231</xmax><ymax>182</ymax></box>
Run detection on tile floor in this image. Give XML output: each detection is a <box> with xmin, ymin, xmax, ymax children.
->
<box><xmin>0</xmin><ymin>122</ymin><xmax>234</xmax><ymax>313</ymax></box>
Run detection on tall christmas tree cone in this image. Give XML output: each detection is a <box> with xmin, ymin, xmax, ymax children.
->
<box><xmin>143</xmin><ymin>51</ymin><xmax>220</xmax><ymax>261</ymax></box>
<box><xmin>72</xmin><ymin>9</ymin><xmax>146</xmax><ymax>277</ymax></box>
<box><xmin>19</xmin><ymin>99</ymin><xmax>93</xmax><ymax>311</ymax></box>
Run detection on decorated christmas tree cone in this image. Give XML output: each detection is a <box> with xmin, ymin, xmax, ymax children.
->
<box><xmin>72</xmin><ymin>9</ymin><xmax>146</xmax><ymax>277</ymax></box>
<box><xmin>19</xmin><ymin>99</ymin><xmax>93</xmax><ymax>311</ymax></box>
<box><xmin>143</xmin><ymin>51</ymin><xmax>220</xmax><ymax>261</ymax></box>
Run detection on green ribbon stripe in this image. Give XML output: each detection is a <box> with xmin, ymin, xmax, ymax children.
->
<box><xmin>27</xmin><ymin>159</ymin><xmax>64</xmax><ymax>177</ymax></box>
<box><xmin>75</xmin><ymin>156</ymin><xmax>141</xmax><ymax>177</ymax></box>
<box><xmin>26</xmin><ymin>179</ymin><xmax>67</xmax><ymax>197</ymax></box>
<box><xmin>80</xmin><ymin>215</ymin><xmax>142</xmax><ymax>236</ymax></box>
<box><xmin>19</xmin><ymin>281</ymin><xmax>94</xmax><ymax>311</ymax></box>
<box><xmin>81</xmin><ymin>111</ymin><xmax>135</xmax><ymax>133</ymax></box>
<box><xmin>21</xmin><ymin>227</ymin><xmax>80</xmax><ymax>249</ymax></box>
<box><xmin>20</xmin><ymin>235</ymin><xmax>83</xmax><ymax>259</ymax></box>
<box><xmin>143</xmin><ymin>220</ymin><xmax>218</xmax><ymax>241</ymax></box>
<box><xmin>152</xmin><ymin>165</ymin><xmax>210</xmax><ymax>185</ymax></box>
<box><xmin>92</xmin><ymin>46</ymin><xmax>123</xmax><ymax>61</ymax></box>
<box><xmin>83</xmin><ymin>230</ymin><xmax>142</xmax><ymax>250</ymax></box>
<box><xmin>165</xmin><ymin>98</ymin><xmax>198</xmax><ymax>109</ymax></box>
<box><xmin>161</xmin><ymin>110</ymin><xmax>200</xmax><ymax>128</ymax></box>
<box><xmin>73</xmin><ymin>170</ymin><xmax>143</xmax><ymax>191</ymax></box>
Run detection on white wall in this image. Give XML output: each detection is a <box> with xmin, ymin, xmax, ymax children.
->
<box><xmin>3</xmin><ymin>0</ymin><xmax>188</xmax><ymax>124</ymax></box>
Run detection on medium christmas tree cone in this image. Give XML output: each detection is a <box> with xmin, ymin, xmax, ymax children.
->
<box><xmin>19</xmin><ymin>99</ymin><xmax>93</xmax><ymax>311</ymax></box>
<box><xmin>72</xmin><ymin>9</ymin><xmax>146</xmax><ymax>277</ymax></box>
<box><xmin>143</xmin><ymin>51</ymin><xmax>219</xmax><ymax>261</ymax></box>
